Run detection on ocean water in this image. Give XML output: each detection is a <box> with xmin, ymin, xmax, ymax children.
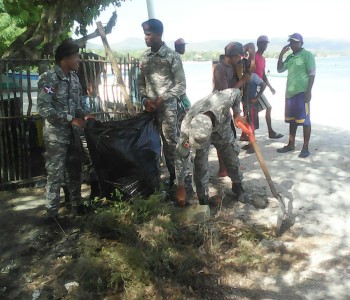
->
<box><xmin>183</xmin><ymin>56</ymin><xmax>350</xmax><ymax>130</ymax></box>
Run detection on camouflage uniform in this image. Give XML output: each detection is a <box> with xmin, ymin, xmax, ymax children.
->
<box><xmin>175</xmin><ymin>88</ymin><xmax>243</xmax><ymax>201</ymax></box>
<box><xmin>37</xmin><ymin>65</ymin><xmax>87</xmax><ymax>216</ymax></box>
<box><xmin>138</xmin><ymin>43</ymin><xmax>186</xmax><ymax>181</ymax></box>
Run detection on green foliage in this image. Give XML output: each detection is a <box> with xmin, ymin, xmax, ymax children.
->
<box><xmin>3</xmin><ymin>0</ymin><xmax>43</xmax><ymax>26</ymax></box>
<box><xmin>0</xmin><ymin>11</ymin><xmax>26</xmax><ymax>54</ymax></box>
<box><xmin>0</xmin><ymin>0</ymin><xmax>126</xmax><ymax>58</ymax></box>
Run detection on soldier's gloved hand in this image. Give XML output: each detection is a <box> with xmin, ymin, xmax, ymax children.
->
<box><xmin>176</xmin><ymin>185</ymin><xmax>186</xmax><ymax>207</ymax></box>
<box><xmin>72</xmin><ymin>118</ymin><xmax>86</xmax><ymax>128</ymax></box>
<box><xmin>144</xmin><ymin>99</ymin><xmax>156</xmax><ymax>112</ymax></box>
<box><xmin>234</xmin><ymin>115</ymin><xmax>249</xmax><ymax>128</ymax></box>
<box><xmin>154</xmin><ymin>97</ymin><xmax>164</xmax><ymax>108</ymax></box>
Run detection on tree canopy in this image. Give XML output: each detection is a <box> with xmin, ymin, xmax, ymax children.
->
<box><xmin>0</xmin><ymin>0</ymin><xmax>126</xmax><ymax>60</ymax></box>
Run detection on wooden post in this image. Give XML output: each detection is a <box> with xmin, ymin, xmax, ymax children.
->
<box><xmin>96</xmin><ymin>21</ymin><xmax>136</xmax><ymax>116</ymax></box>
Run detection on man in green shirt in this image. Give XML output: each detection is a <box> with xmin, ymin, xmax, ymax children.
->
<box><xmin>277</xmin><ymin>33</ymin><xmax>316</xmax><ymax>158</ymax></box>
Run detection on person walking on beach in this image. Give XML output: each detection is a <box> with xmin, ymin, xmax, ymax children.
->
<box><xmin>255</xmin><ymin>35</ymin><xmax>283</xmax><ymax>139</ymax></box>
<box><xmin>174</xmin><ymin>88</ymin><xmax>250</xmax><ymax>206</ymax></box>
<box><xmin>37</xmin><ymin>39</ymin><xmax>96</xmax><ymax>220</ymax></box>
<box><xmin>138</xmin><ymin>19</ymin><xmax>186</xmax><ymax>188</ymax></box>
<box><xmin>277</xmin><ymin>33</ymin><xmax>315</xmax><ymax>158</ymax></box>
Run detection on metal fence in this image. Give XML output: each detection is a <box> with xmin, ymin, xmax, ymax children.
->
<box><xmin>0</xmin><ymin>55</ymin><xmax>140</xmax><ymax>190</ymax></box>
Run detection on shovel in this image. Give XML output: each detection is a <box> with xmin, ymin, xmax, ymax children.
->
<box><xmin>237</xmin><ymin>121</ymin><xmax>290</xmax><ymax>236</ymax></box>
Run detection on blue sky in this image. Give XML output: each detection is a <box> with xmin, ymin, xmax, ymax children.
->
<box><xmin>80</xmin><ymin>0</ymin><xmax>349</xmax><ymax>44</ymax></box>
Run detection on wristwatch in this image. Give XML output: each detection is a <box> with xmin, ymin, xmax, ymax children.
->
<box><xmin>66</xmin><ymin>114</ymin><xmax>73</xmax><ymax>122</ymax></box>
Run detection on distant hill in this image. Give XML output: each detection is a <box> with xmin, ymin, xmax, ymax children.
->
<box><xmin>87</xmin><ymin>38</ymin><xmax>145</xmax><ymax>51</ymax></box>
<box><xmin>87</xmin><ymin>37</ymin><xmax>350</xmax><ymax>56</ymax></box>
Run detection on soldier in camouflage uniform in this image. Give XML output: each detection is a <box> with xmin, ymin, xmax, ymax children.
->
<box><xmin>138</xmin><ymin>19</ymin><xmax>186</xmax><ymax>188</ymax></box>
<box><xmin>175</xmin><ymin>88</ymin><xmax>250</xmax><ymax>206</ymax></box>
<box><xmin>37</xmin><ymin>39</ymin><xmax>95</xmax><ymax>219</ymax></box>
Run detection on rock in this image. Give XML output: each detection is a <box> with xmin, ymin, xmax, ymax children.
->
<box><xmin>32</xmin><ymin>290</ymin><xmax>41</xmax><ymax>300</ymax></box>
<box><xmin>176</xmin><ymin>204</ymin><xmax>210</xmax><ymax>223</ymax></box>
<box><xmin>273</xmin><ymin>240</ymin><xmax>283</xmax><ymax>248</ymax></box>
<box><xmin>251</xmin><ymin>197</ymin><xmax>268</xmax><ymax>209</ymax></box>
<box><xmin>64</xmin><ymin>281</ymin><xmax>79</xmax><ymax>292</ymax></box>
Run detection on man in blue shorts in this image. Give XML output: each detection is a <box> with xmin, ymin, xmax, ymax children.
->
<box><xmin>277</xmin><ymin>33</ymin><xmax>315</xmax><ymax>158</ymax></box>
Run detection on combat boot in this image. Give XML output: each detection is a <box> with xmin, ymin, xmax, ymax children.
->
<box><xmin>198</xmin><ymin>195</ymin><xmax>209</xmax><ymax>205</ymax></box>
<box><xmin>232</xmin><ymin>183</ymin><xmax>250</xmax><ymax>203</ymax></box>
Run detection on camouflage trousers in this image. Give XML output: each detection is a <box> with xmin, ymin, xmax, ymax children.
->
<box><xmin>44</xmin><ymin>141</ymin><xmax>83</xmax><ymax>215</ymax></box>
<box><xmin>194</xmin><ymin>132</ymin><xmax>243</xmax><ymax>200</ymax></box>
<box><xmin>156</xmin><ymin>99</ymin><xmax>179</xmax><ymax>181</ymax></box>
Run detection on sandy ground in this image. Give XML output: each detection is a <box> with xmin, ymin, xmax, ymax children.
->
<box><xmin>187</xmin><ymin>72</ymin><xmax>350</xmax><ymax>298</ymax></box>
<box><xmin>207</xmin><ymin>109</ymin><xmax>350</xmax><ymax>298</ymax></box>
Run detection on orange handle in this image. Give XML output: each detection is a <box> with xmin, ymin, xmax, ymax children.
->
<box><xmin>237</xmin><ymin>121</ymin><xmax>255</xmax><ymax>143</ymax></box>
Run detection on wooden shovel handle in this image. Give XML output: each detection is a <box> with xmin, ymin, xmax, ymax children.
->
<box><xmin>237</xmin><ymin>121</ymin><xmax>255</xmax><ymax>143</ymax></box>
<box><xmin>237</xmin><ymin>121</ymin><xmax>279</xmax><ymax>199</ymax></box>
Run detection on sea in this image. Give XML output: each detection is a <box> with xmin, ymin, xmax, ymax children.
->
<box><xmin>183</xmin><ymin>56</ymin><xmax>350</xmax><ymax>130</ymax></box>
<box><xmin>2</xmin><ymin>56</ymin><xmax>349</xmax><ymax>130</ymax></box>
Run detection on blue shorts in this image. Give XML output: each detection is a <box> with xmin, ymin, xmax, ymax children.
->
<box><xmin>285</xmin><ymin>92</ymin><xmax>311</xmax><ymax>126</ymax></box>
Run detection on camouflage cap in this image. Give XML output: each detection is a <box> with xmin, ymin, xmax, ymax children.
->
<box><xmin>141</xmin><ymin>18</ymin><xmax>163</xmax><ymax>34</ymax></box>
<box><xmin>189</xmin><ymin>114</ymin><xmax>213</xmax><ymax>150</ymax></box>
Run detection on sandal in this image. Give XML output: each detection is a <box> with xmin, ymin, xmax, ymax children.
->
<box><xmin>269</xmin><ymin>133</ymin><xmax>284</xmax><ymax>139</ymax></box>
<box><xmin>298</xmin><ymin>149</ymin><xmax>310</xmax><ymax>158</ymax></box>
<box><xmin>277</xmin><ymin>145</ymin><xmax>295</xmax><ymax>153</ymax></box>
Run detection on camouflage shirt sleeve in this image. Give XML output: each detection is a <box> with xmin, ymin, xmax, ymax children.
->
<box><xmin>231</xmin><ymin>89</ymin><xmax>242</xmax><ymax>115</ymax></box>
<box><xmin>175</xmin><ymin>115</ymin><xmax>191</xmax><ymax>185</ymax></box>
<box><xmin>137</xmin><ymin>58</ymin><xmax>147</xmax><ymax>101</ymax></box>
<box><xmin>71</xmin><ymin>73</ymin><xmax>87</xmax><ymax>118</ymax></box>
<box><xmin>37</xmin><ymin>72</ymin><xmax>69</xmax><ymax>125</ymax></box>
<box><xmin>175</xmin><ymin>137</ymin><xmax>191</xmax><ymax>186</ymax></box>
<box><xmin>162</xmin><ymin>52</ymin><xmax>186</xmax><ymax>100</ymax></box>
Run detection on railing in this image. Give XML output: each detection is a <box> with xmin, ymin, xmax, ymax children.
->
<box><xmin>0</xmin><ymin>55</ymin><xmax>140</xmax><ymax>190</ymax></box>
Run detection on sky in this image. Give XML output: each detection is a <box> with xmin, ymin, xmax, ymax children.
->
<box><xmin>80</xmin><ymin>0</ymin><xmax>350</xmax><ymax>45</ymax></box>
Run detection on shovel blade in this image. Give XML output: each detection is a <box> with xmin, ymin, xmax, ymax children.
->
<box><xmin>275</xmin><ymin>194</ymin><xmax>294</xmax><ymax>236</ymax></box>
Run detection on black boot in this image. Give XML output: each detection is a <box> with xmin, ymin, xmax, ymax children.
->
<box><xmin>168</xmin><ymin>173</ymin><xmax>176</xmax><ymax>190</ymax></box>
<box><xmin>232</xmin><ymin>183</ymin><xmax>250</xmax><ymax>203</ymax></box>
<box><xmin>198</xmin><ymin>195</ymin><xmax>209</xmax><ymax>205</ymax></box>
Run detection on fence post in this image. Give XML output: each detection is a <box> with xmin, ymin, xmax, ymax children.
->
<box><xmin>96</xmin><ymin>21</ymin><xmax>136</xmax><ymax>116</ymax></box>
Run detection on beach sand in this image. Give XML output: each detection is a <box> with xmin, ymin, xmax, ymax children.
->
<box><xmin>183</xmin><ymin>69</ymin><xmax>350</xmax><ymax>296</ymax></box>
<box><xmin>198</xmin><ymin>79</ymin><xmax>350</xmax><ymax>297</ymax></box>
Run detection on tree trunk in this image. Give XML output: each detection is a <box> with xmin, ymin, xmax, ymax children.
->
<box><xmin>1</xmin><ymin>6</ymin><xmax>117</xmax><ymax>61</ymax></box>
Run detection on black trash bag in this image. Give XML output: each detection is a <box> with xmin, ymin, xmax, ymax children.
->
<box><xmin>85</xmin><ymin>113</ymin><xmax>161</xmax><ymax>199</ymax></box>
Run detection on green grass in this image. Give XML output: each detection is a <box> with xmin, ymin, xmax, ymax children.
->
<box><xmin>57</xmin><ymin>190</ymin><xmax>299</xmax><ymax>299</ymax></box>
